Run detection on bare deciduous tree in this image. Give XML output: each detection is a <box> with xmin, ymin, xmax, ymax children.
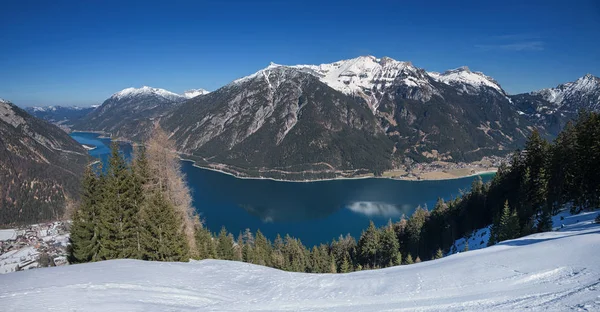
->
<box><xmin>145</xmin><ymin>127</ymin><xmax>199</xmax><ymax>255</ymax></box>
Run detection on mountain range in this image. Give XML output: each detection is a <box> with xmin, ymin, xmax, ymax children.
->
<box><xmin>0</xmin><ymin>99</ymin><xmax>88</xmax><ymax>225</ymax></box>
<box><xmin>27</xmin><ymin>56</ymin><xmax>600</xmax><ymax>179</ymax></box>
<box><xmin>25</xmin><ymin>105</ymin><xmax>96</xmax><ymax>127</ymax></box>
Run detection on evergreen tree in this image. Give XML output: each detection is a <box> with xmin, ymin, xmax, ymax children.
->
<box><xmin>139</xmin><ymin>192</ymin><xmax>189</xmax><ymax>261</ymax></box>
<box><xmin>253</xmin><ymin>230</ymin><xmax>270</xmax><ymax>266</ymax></box>
<box><xmin>98</xmin><ymin>142</ymin><xmax>138</xmax><ymax>260</ymax></box>
<box><xmin>379</xmin><ymin>222</ymin><xmax>401</xmax><ymax>267</ymax></box>
<box><xmin>340</xmin><ymin>255</ymin><xmax>350</xmax><ymax>273</ymax></box>
<box><xmin>404</xmin><ymin>253</ymin><xmax>414</xmax><ymax>265</ymax></box>
<box><xmin>216</xmin><ymin>226</ymin><xmax>234</xmax><ymax>260</ymax></box>
<box><xmin>406</xmin><ymin>206</ymin><xmax>429</xmax><ymax>258</ymax></box>
<box><xmin>69</xmin><ymin>165</ymin><xmax>102</xmax><ymax>263</ymax></box>
<box><xmin>194</xmin><ymin>226</ymin><xmax>215</xmax><ymax>259</ymax></box>
<box><xmin>357</xmin><ymin>221</ymin><xmax>380</xmax><ymax>268</ymax></box>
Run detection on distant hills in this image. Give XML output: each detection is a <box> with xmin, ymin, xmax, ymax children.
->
<box><xmin>26</xmin><ymin>55</ymin><xmax>598</xmax><ymax>178</ymax></box>
<box><xmin>0</xmin><ymin>99</ymin><xmax>88</xmax><ymax>225</ymax></box>
<box><xmin>26</xmin><ymin>106</ymin><xmax>96</xmax><ymax>128</ymax></box>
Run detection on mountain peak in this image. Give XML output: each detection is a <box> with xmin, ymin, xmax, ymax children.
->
<box><xmin>429</xmin><ymin>66</ymin><xmax>504</xmax><ymax>95</ymax></box>
<box><xmin>111</xmin><ymin>86</ymin><xmax>183</xmax><ymax>101</ymax></box>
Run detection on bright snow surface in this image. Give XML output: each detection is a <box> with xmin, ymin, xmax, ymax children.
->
<box><xmin>1</xmin><ymin>212</ymin><xmax>599</xmax><ymax>311</ymax></box>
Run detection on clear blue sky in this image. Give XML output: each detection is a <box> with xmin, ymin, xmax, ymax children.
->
<box><xmin>1</xmin><ymin>0</ymin><xmax>599</xmax><ymax>106</ymax></box>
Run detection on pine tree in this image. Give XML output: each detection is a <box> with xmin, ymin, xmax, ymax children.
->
<box><xmin>404</xmin><ymin>253</ymin><xmax>414</xmax><ymax>265</ymax></box>
<box><xmin>496</xmin><ymin>200</ymin><xmax>520</xmax><ymax>242</ymax></box>
<box><xmin>140</xmin><ymin>192</ymin><xmax>189</xmax><ymax>261</ymax></box>
<box><xmin>97</xmin><ymin>142</ymin><xmax>137</xmax><ymax>260</ymax></box>
<box><xmin>379</xmin><ymin>222</ymin><xmax>400</xmax><ymax>267</ymax></box>
<box><xmin>253</xmin><ymin>230</ymin><xmax>270</xmax><ymax>266</ymax></box>
<box><xmin>194</xmin><ymin>226</ymin><xmax>215</xmax><ymax>259</ymax></box>
<box><xmin>340</xmin><ymin>255</ymin><xmax>350</xmax><ymax>273</ymax></box>
<box><xmin>357</xmin><ymin>221</ymin><xmax>380</xmax><ymax>268</ymax></box>
<box><xmin>69</xmin><ymin>165</ymin><xmax>102</xmax><ymax>263</ymax></box>
<box><xmin>216</xmin><ymin>226</ymin><xmax>234</xmax><ymax>260</ymax></box>
<box><xmin>406</xmin><ymin>206</ymin><xmax>429</xmax><ymax>258</ymax></box>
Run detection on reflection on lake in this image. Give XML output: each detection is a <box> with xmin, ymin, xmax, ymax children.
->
<box><xmin>72</xmin><ymin>132</ymin><xmax>494</xmax><ymax>246</ymax></box>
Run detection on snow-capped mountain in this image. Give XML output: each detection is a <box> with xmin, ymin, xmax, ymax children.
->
<box><xmin>183</xmin><ymin>88</ymin><xmax>210</xmax><ymax>99</ymax></box>
<box><xmin>291</xmin><ymin>56</ymin><xmax>437</xmax><ymax>110</ymax></box>
<box><xmin>510</xmin><ymin>74</ymin><xmax>600</xmax><ymax>135</ymax></box>
<box><xmin>163</xmin><ymin>65</ymin><xmax>393</xmax><ymax>178</ymax></box>
<box><xmin>532</xmin><ymin>74</ymin><xmax>600</xmax><ymax>111</ymax></box>
<box><xmin>110</xmin><ymin>86</ymin><xmax>185</xmax><ymax>102</ymax></box>
<box><xmin>235</xmin><ymin>56</ymin><xmax>509</xmax><ymax>112</ymax></box>
<box><xmin>25</xmin><ymin>105</ymin><xmax>95</xmax><ymax>126</ymax></box>
<box><xmin>73</xmin><ymin>86</ymin><xmax>194</xmax><ymax>140</ymax></box>
<box><xmin>159</xmin><ymin>56</ymin><xmax>538</xmax><ymax>178</ymax></box>
<box><xmin>0</xmin><ymin>99</ymin><xmax>88</xmax><ymax>225</ymax></box>
<box><xmin>428</xmin><ymin>66</ymin><xmax>507</xmax><ymax>96</ymax></box>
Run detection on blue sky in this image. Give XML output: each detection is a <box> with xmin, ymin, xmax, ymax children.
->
<box><xmin>1</xmin><ymin>0</ymin><xmax>599</xmax><ymax>106</ymax></box>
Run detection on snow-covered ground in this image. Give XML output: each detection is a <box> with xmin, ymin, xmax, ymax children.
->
<box><xmin>1</xmin><ymin>212</ymin><xmax>599</xmax><ymax>311</ymax></box>
<box><xmin>0</xmin><ymin>222</ymin><xmax>70</xmax><ymax>274</ymax></box>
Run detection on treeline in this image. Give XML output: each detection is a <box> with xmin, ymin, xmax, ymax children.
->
<box><xmin>70</xmin><ymin>112</ymin><xmax>600</xmax><ymax>272</ymax></box>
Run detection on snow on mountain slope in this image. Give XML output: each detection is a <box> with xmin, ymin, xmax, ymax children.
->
<box><xmin>532</xmin><ymin>74</ymin><xmax>600</xmax><ymax>111</ymax></box>
<box><xmin>233</xmin><ymin>56</ymin><xmax>511</xmax><ymax>112</ymax></box>
<box><xmin>111</xmin><ymin>86</ymin><xmax>185</xmax><ymax>102</ymax></box>
<box><xmin>2</xmin><ymin>215</ymin><xmax>599</xmax><ymax>311</ymax></box>
<box><xmin>183</xmin><ymin>88</ymin><xmax>210</xmax><ymax>99</ymax></box>
<box><xmin>428</xmin><ymin>66</ymin><xmax>507</xmax><ymax>96</ymax></box>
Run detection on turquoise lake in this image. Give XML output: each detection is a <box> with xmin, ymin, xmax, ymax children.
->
<box><xmin>71</xmin><ymin>132</ymin><xmax>494</xmax><ymax>246</ymax></box>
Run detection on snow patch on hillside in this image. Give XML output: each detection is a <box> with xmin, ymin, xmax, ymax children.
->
<box><xmin>449</xmin><ymin>225</ymin><xmax>492</xmax><ymax>254</ymax></box>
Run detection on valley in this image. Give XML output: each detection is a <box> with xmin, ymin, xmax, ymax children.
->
<box><xmin>69</xmin><ymin>131</ymin><xmax>495</xmax><ymax>247</ymax></box>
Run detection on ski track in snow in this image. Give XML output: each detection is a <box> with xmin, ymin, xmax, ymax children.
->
<box><xmin>1</xmin><ymin>211</ymin><xmax>599</xmax><ymax>311</ymax></box>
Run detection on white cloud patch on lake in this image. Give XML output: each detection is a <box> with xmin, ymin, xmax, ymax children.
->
<box><xmin>346</xmin><ymin>201</ymin><xmax>408</xmax><ymax>217</ymax></box>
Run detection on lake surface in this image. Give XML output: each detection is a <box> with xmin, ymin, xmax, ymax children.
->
<box><xmin>71</xmin><ymin>132</ymin><xmax>494</xmax><ymax>246</ymax></box>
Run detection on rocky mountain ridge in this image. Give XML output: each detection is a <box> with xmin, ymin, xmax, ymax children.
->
<box><xmin>0</xmin><ymin>99</ymin><xmax>89</xmax><ymax>225</ymax></box>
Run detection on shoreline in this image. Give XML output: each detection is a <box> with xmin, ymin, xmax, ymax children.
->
<box><xmin>72</xmin><ymin>131</ymin><xmax>498</xmax><ymax>183</ymax></box>
<box><xmin>179</xmin><ymin>158</ymin><xmax>497</xmax><ymax>183</ymax></box>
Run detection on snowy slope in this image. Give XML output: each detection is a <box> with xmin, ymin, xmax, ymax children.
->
<box><xmin>2</xmin><ymin>214</ymin><xmax>599</xmax><ymax>311</ymax></box>
<box><xmin>183</xmin><ymin>88</ymin><xmax>210</xmax><ymax>99</ymax></box>
<box><xmin>428</xmin><ymin>66</ymin><xmax>507</xmax><ymax>96</ymax></box>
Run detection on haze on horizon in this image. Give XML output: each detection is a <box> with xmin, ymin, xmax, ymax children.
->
<box><xmin>1</xmin><ymin>0</ymin><xmax>599</xmax><ymax>107</ymax></box>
